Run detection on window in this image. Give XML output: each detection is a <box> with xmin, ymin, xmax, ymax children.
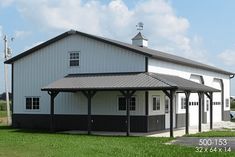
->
<box><xmin>226</xmin><ymin>99</ymin><xmax>229</xmax><ymax>107</ymax></box>
<box><xmin>69</xmin><ymin>51</ymin><xmax>79</xmax><ymax>67</ymax></box>
<box><xmin>153</xmin><ymin>96</ymin><xmax>160</xmax><ymax>111</ymax></box>
<box><xmin>118</xmin><ymin>96</ymin><xmax>136</xmax><ymax>111</ymax></box>
<box><xmin>26</xmin><ymin>97</ymin><xmax>40</xmax><ymax>110</ymax></box>
<box><xmin>165</xmin><ymin>97</ymin><xmax>169</xmax><ymax>113</ymax></box>
<box><xmin>206</xmin><ymin>100</ymin><xmax>209</xmax><ymax>111</ymax></box>
<box><xmin>181</xmin><ymin>97</ymin><xmax>186</xmax><ymax>109</ymax></box>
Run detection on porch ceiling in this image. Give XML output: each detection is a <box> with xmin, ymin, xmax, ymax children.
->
<box><xmin>41</xmin><ymin>72</ymin><xmax>219</xmax><ymax>92</ymax></box>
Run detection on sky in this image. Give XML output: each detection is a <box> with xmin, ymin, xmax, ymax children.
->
<box><xmin>0</xmin><ymin>0</ymin><xmax>235</xmax><ymax>95</ymax></box>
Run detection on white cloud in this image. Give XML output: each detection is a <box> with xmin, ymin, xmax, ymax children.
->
<box><xmin>218</xmin><ymin>48</ymin><xmax>235</xmax><ymax>66</ymax></box>
<box><xmin>14</xmin><ymin>30</ymin><xmax>31</xmax><ymax>39</ymax></box>
<box><xmin>0</xmin><ymin>0</ymin><xmax>14</xmax><ymax>7</ymax></box>
<box><xmin>13</xmin><ymin>0</ymin><xmax>208</xmax><ymax>62</ymax></box>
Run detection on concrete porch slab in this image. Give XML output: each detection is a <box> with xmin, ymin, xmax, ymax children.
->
<box><xmin>59</xmin><ymin>121</ymin><xmax>235</xmax><ymax>137</ymax></box>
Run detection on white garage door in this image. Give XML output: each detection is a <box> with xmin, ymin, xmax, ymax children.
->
<box><xmin>210</xmin><ymin>79</ymin><xmax>222</xmax><ymax>122</ymax></box>
<box><xmin>189</xmin><ymin>75</ymin><xmax>202</xmax><ymax>126</ymax></box>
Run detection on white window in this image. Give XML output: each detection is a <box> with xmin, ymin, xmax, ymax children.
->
<box><xmin>26</xmin><ymin>97</ymin><xmax>40</xmax><ymax>110</ymax></box>
<box><xmin>118</xmin><ymin>96</ymin><xmax>136</xmax><ymax>111</ymax></box>
<box><xmin>153</xmin><ymin>96</ymin><xmax>160</xmax><ymax>111</ymax></box>
<box><xmin>69</xmin><ymin>51</ymin><xmax>79</xmax><ymax>67</ymax></box>
<box><xmin>226</xmin><ymin>99</ymin><xmax>229</xmax><ymax>107</ymax></box>
<box><xmin>181</xmin><ymin>97</ymin><xmax>186</xmax><ymax>109</ymax></box>
<box><xmin>165</xmin><ymin>97</ymin><xmax>169</xmax><ymax>113</ymax></box>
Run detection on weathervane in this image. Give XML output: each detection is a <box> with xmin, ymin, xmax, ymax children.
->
<box><xmin>136</xmin><ymin>22</ymin><xmax>144</xmax><ymax>31</ymax></box>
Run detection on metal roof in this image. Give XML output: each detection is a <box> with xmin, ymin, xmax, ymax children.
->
<box><xmin>148</xmin><ymin>73</ymin><xmax>219</xmax><ymax>92</ymax></box>
<box><xmin>41</xmin><ymin>72</ymin><xmax>219</xmax><ymax>92</ymax></box>
<box><xmin>5</xmin><ymin>30</ymin><xmax>234</xmax><ymax>75</ymax></box>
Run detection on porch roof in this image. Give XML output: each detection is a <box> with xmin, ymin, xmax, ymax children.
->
<box><xmin>41</xmin><ymin>72</ymin><xmax>219</xmax><ymax>93</ymax></box>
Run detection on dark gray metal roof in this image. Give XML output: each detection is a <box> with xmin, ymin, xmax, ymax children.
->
<box><xmin>148</xmin><ymin>73</ymin><xmax>219</xmax><ymax>92</ymax></box>
<box><xmin>5</xmin><ymin>30</ymin><xmax>234</xmax><ymax>75</ymax></box>
<box><xmin>41</xmin><ymin>72</ymin><xmax>219</xmax><ymax>92</ymax></box>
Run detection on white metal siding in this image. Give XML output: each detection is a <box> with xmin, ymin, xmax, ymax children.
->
<box><xmin>53</xmin><ymin>91</ymin><xmax>145</xmax><ymax>115</ymax></box>
<box><xmin>148</xmin><ymin>58</ymin><xmax>231</xmax><ymax>124</ymax></box>
<box><xmin>13</xmin><ymin>34</ymin><xmax>145</xmax><ymax>114</ymax></box>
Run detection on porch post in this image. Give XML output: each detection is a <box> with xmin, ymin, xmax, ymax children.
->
<box><xmin>185</xmin><ymin>91</ymin><xmax>190</xmax><ymax>135</ymax></box>
<box><xmin>198</xmin><ymin>92</ymin><xmax>203</xmax><ymax>132</ymax></box>
<box><xmin>48</xmin><ymin>91</ymin><xmax>59</xmax><ymax>132</ymax></box>
<box><xmin>120</xmin><ymin>90</ymin><xmax>136</xmax><ymax>136</ymax></box>
<box><xmin>82</xmin><ymin>90</ymin><xmax>96</xmax><ymax>135</ymax></box>
<box><xmin>162</xmin><ymin>89</ymin><xmax>175</xmax><ymax>138</ymax></box>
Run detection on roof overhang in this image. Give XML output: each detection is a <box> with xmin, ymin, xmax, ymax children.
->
<box><xmin>41</xmin><ymin>72</ymin><xmax>219</xmax><ymax>93</ymax></box>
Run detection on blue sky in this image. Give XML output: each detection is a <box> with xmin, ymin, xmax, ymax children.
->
<box><xmin>0</xmin><ymin>0</ymin><xmax>235</xmax><ymax>95</ymax></box>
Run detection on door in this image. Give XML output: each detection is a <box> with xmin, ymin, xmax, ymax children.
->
<box><xmin>165</xmin><ymin>96</ymin><xmax>176</xmax><ymax>129</ymax></box>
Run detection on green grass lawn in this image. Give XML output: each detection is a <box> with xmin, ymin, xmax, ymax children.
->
<box><xmin>0</xmin><ymin>126</ymin><xmax>234</xmax><ymax>157</ymax></box>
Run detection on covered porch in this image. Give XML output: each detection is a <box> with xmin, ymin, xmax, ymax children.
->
<box><xmin>41</xmin><ymin>72</ymin><xmax>219</xmax><ymax>137</ymax></box>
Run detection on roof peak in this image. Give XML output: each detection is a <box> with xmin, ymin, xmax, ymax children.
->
<box><xmin>132</xmin><ymin>32</ymin><xmax>148</xmax><ymax>40</ymax></box>
<box><xmin>5</xmin><ymin>29</ymin><xmax>234</xmax><ymax>75</ymax></box>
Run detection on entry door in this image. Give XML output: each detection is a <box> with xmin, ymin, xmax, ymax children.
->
<box><xmin>206</xmin><ymin>98</ymin><xmax>210</xmax><ymax>123</ymax></box>
<box><xmin>165</xmin><ymin>97</ymin><xmax>170</xmax><ymax>129</ymax></box>
<box><xmin>165</xmin><ymin>96</ymin><xmax>176</xmax><ymax>129</ymax></box>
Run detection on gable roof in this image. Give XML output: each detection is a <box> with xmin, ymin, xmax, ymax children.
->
<box><xmin>5</xmin><ymin>30</ymin><xmax>234</xmax><ymax>75</ymax></box>
<box><xmin>132</xmin><ymin>32</ymin><xmax>148</xmax><ymax>40</ymax></box>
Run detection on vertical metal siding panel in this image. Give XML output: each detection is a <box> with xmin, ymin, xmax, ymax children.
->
<box><xmin>149</xmin><ymin>58</ymin><xmax>230</xmax><ymax>123</ymax></box>
<box><xmin>89</xmin><ymin>91</ymin><xmax>145</xmax><ymax>116</ymax></box>
<box><xmin>13</xmin><ymin>35</ymin><xmax>145</xmax><ymax>115</ymax></box>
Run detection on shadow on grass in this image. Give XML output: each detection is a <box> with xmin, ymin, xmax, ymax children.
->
<box><xmin>0</xmin><ymin>125</ymin><xmax>173</xmax><ymax>140</ymax></box>
<box><xmin>0</xmin><ymin>125</ymin><xmax>138</xmax><ymax>138</ymax></box>
<box><xmin>0</xmin><ymin>125</ymin><xmax>53</xmax><ymax>135</ymax></box>
<box><xmin>0</xmin><ymin>125</ymin><xmax>12</xmax><ymax>130</ymax></box>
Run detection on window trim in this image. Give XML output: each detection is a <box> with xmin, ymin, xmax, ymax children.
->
<box><xmin>117</xmin><ymin>96</ymin><xmax>137</xmax><ymax>111</ymax></box>
<box><xmin>25</xmin><ymin>96</ymin><xmax>40</xmax><ymax>111</ymax></box>
<box><xmin>181</xmin><ymin>97</ymin><xmax>186</xmax><ymax>109</ymax></box>
<box><xmin>68</xmin><ymin>51</ymin><xmax>80</xmax><ymax>67</ymax></box>
<box><xmin>165</xmin><ymin>96</ymin><xmax>169</xmax><ymax>113</ymax></box>
<box><xmin>152</xmin><ymin>95</ymin><xmax>161</xmax><ymax>111</ymax></box>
